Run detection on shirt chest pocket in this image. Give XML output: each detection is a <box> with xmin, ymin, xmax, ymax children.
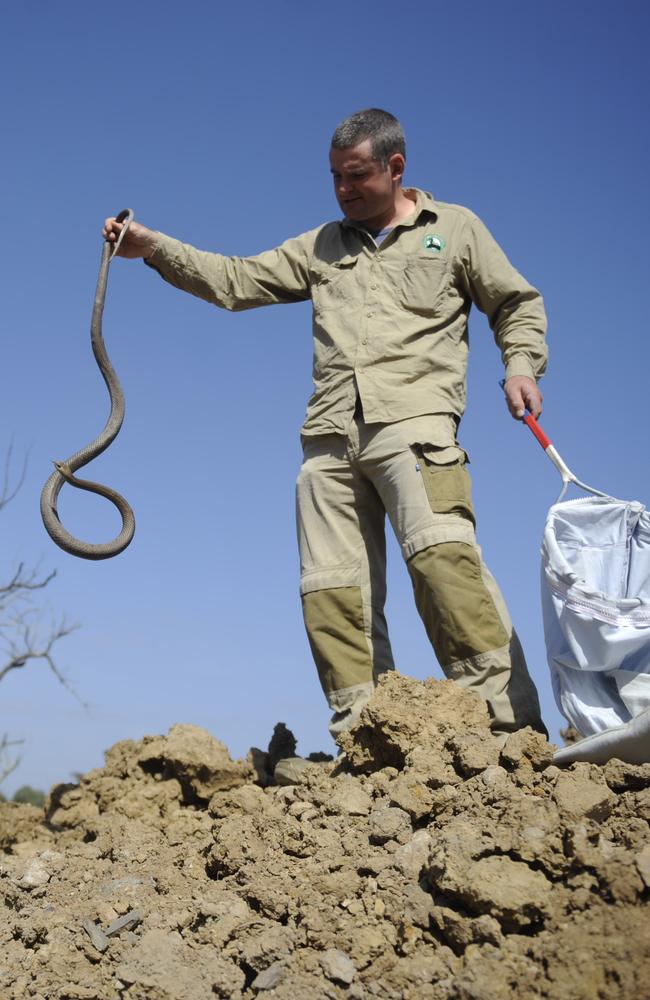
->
<box><xmin>310</xmin><ymin>256</ymin><xmax>359</xmax><ymax>313</ymax></box>
<box><xmin>400</xmin><ymin>254</ymin><xmax>448</xmax><ymax>315</ymax></box>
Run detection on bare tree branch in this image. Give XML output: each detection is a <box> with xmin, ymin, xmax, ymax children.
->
<box><xmin>2</xmin><ymin>564</ymin><xmax>57</xmax><ymax>593</ymax></box>
<box><xmin>0</xmin><ymin>441</ymin><xmax>29</xmax><ymax>512</ymax></box>
<box><xmin>0</xmin><ymin>562</ymin><xmax>57</xmax><ymax>599</ymax></box>
<box><xmin>0</xmin><ymin>619</ymin><xmax>84</xmax><ymax>704</ymax></box>
<box><xmin>0</xmin><ymin>734</ymin><xmax>24</xmax><ymax>785</ymax></box>
<box><xmin>0</xmin><ymin>443</ymin><xmax>83</xmax><ymax>791</ymax></box>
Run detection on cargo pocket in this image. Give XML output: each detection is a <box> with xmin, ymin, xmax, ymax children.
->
<box><xmin>413</xmin><ymin>444</ymin><xmax>475</xmax><ymax>526</ymax></box>
<box><xmin>400</xmin><ymin>255</ymin><xmax>448</xmax><ymax>314</ymax></box>
<box><xmin>311</xmin><ymin>256</ymin><xmax>359</xmax><ymax>313</ymax></box>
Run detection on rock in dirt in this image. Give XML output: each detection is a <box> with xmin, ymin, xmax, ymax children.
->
<box><xmin>81</xmin><ymin>918</ymin><xmax>109</xmax><ymax>953</ymax></box>
<box><xmin>105</xmin><ymin>909</ymin><xmax>141</xmax><ymax>936</ymax></box>
<box><xmin>16</xmin><ymin>855</ymin><xmax>52</xmax><ymax>890</ymax></box>
<box><xmin>137</xmin><ymin>723</ymin><xmax>252</xmax><ymax>799</ymax></box>
<box><xmin>1</xmin><ymin>672</ymin><xmax>649</xmax><ymax>1000</ymax></box>
<box><xmin>369</xmin><ymin>805</ymin><xmax>411</xmax><ymax>843</ymax></box>
<box><xmin>552</xmin><ymin>766</ymin><xmax>615</xmax><ymax>820</ymax></box>
<box><xmin>320</xmin><ymin>948</ymin><xmax>357</xmax><ymax>985</ymax></box>
<box><xmin>251</xmin><ymin>960</ymin><xmax>286</xmax><ymax>990</ymax></box>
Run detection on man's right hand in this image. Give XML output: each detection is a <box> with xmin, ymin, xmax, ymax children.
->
<box><xmin>103</xmin><ymin>217</ymin><xmax>159</xmax><ymax>260</ymax></box>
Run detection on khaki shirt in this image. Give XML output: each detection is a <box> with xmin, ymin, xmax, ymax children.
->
<box><xmin>146</xmin><ymin>188</ymin><xmax>547</xmax><ymax>436</ymax></box>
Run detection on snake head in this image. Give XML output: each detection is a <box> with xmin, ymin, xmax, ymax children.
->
<box><xmin>53</xmin><ymin>460</ymin><xmax>75</xmax><ymax>483</ymax></box>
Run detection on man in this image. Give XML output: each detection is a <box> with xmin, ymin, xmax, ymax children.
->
<box><xmin>104</xmin><ymin>108</ymin><xmax>548</xmax><ymax>741</ymax></box>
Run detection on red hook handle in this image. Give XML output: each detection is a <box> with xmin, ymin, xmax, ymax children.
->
<box><xmin>523</xmin><ymin>413</ymin><xmax>552</xmax><ymax>451</ymax></box>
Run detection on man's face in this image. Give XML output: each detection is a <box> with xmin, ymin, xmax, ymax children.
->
<box><xmin>329</xmin><ymin>138</ymin><xmax>403</xmax><ymax>224</ymax></box>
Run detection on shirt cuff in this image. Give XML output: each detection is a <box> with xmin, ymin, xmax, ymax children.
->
<box><xmin>142</xmin><ymin>232</ymin><xmax>180</xmax><ymax>271</ymax></box>
<box><xmin>504</xmin><ymin>357</ymin><xmax>538</xmax><ymax>382</ymax></box>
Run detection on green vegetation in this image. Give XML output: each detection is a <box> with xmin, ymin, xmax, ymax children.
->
<box><xmin>12</xmin><ymin>785</ymin><xmax>46</xmax><ymax>807</ymax></box>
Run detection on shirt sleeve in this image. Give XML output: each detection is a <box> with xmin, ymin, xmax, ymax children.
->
<box><xmin>459</xmin><ymin>213</ymin><xmax>548</xmax><ymax>382</ymax></box>
<box><xmin>144</xmin><ymin>228</ymin><xmax>317</xmax><ymax>311</ymax></box>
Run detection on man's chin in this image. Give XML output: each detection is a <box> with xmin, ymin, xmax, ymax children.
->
<box><xmin>341</xmin><ymin>200</ymin><xmax>367</xmax><ymax>220</ymax></box>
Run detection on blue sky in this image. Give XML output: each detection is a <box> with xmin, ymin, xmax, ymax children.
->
<box><xmin>2</xmin><ymin>1</ymin><xmax>649</xmax><ymax>794</ymax></box>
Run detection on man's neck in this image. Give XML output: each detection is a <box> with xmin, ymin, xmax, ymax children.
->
<box><xmin>361</xmin><ymin>188</ymin><xmax>416</xmax><ymax>231</ymax></box>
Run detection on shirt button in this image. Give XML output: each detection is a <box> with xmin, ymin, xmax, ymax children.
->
<box><xmin>371</xmin><ymin>284</ymin><xmax>378</xmax><ymax>290</ymax></box>
<box><xmin>366</xmin><ymin>312</ymin><xmax>372</xmax><ymax>318</ymax></box>
<box><xmin>361</xmin><ymin>338</ymin><xmax>368</xmax><ymax>344</ymax></box>
<box><xmin>376</xmin><ymin>255</ymin><xmax>382</xmax><ymax>261</ymax></box>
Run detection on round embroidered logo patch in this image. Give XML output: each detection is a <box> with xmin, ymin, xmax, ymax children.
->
<box><xmin>423</xmin><ymin>233</ymin><xmax>445</xmax><ymax>252</ymax></box>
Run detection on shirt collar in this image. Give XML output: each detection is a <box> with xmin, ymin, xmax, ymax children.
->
<box><xmin>406</xmin><ymin>188</ymin><xmax>438</xmax><ymax>222</ymax></box>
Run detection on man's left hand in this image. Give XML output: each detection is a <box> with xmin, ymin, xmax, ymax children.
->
<box><xmin>503</xmin><ymin>376</ymin><xmax>543</xmax><ymax>420</ymax></box>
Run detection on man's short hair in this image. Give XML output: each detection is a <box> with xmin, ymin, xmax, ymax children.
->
<box><xmin>331</xmin><ymin>108</ymin><xmax>406</xmax><ymax>166</ymax></box>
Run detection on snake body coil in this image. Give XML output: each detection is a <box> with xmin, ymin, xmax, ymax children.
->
<box><xmin>40</xmin><ymin>210</ymin><xmax>136</xmax><ymax>560</ymax></box>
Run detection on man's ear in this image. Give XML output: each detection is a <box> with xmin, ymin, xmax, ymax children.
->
<box><xmin>389</xmin><ymin>153</ymin><xmax>406</xmax><ymax>184</ymax></box>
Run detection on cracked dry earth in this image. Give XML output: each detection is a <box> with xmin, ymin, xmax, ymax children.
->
<box><xmin>1</xmin><ymin>674</ymin><xmax>650</xmax><ymax>1000</ymax></box>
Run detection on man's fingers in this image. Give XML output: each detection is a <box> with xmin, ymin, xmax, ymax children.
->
<box><xmin>100</xmin><ymin>216</ymin><xmax>158</xmax><ymax>259</ymax></box>
<box><xmin>523</xmin><ymin>386</ymin><xmax>543</xmax><ymax>419</ymax></box>
<box><xmin>504</xmin><ymin>376</ymin><xmax>543</xmax><ymax>420</ymax></box>
<box><xmin>521</xmin><ymin>382</ymin><xmax>543</xmax><ymax>419</ymax></box>
<box><xmin>103</xmin><ymin>217</ymin><xmax>122</xmax><ymax>242</ymax></box>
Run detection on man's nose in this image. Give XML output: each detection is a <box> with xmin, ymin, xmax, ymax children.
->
<box><xmin>337</xmin><ymin>176</ymin><xmax>353</xmax><ymax>196</ymax></box>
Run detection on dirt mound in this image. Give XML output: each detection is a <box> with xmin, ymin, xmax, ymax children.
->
<box><xmin>1</xmin><ymin>674</ymin><xmax>649</xmax><ymax>999</ymax></box>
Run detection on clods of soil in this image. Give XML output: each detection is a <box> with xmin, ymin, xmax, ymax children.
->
<box><xmin>1</xmin><ymin>673</ymin><xmax>649</xmax><ymax>999</ymax></box>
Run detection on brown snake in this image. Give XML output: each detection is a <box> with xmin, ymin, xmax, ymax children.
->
<box><xmin>40</xmin><ymin>209</ymin><xmax>136</xmax><ymax>560</ymax></box>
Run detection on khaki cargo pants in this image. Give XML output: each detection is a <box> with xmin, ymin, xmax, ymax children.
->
<box><xmin>296</xmin><ymin>413</ymin><xmax>545</xmax><ymax>738</ymax></box>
